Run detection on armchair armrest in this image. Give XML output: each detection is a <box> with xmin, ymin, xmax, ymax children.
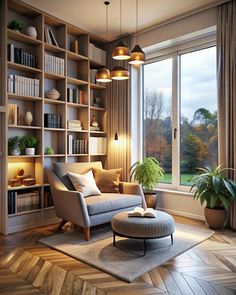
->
<box><xmin>48</xmin><ymin>169</ymin><xmax>90</xmax><ymax>228</ymax></box>
<box><xmin>119</xmin><ymin>182</ymin><xmax>147</xmax><ymax>209</ymax></box>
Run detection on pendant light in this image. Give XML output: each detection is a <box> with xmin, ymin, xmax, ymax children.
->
<box><xmin>112</xmin><ymin>0</ymin><xmax>130</xmax><ymax>60</ymax></box>
<box><xmin>129</xmin><ymin>0</ymin><xmax>146</xmax><ymax>65</ymax></box>
<box><xmin>111</xmin><ymin>66</ymin><xmax>129</xmax><ymax>80</ymax></box>
<box><xmin>96</xmin><ymin>1</ymin><xmax>112</xmax><ymax>83</ymax></box>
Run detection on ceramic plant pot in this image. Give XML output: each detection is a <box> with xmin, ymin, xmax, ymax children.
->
<box><xmin>11</xmin><ymin>149</ymin><xmax>21</xmax><ymax>156</ymax></box>
<box><xmin>144</xmin><ymin>192</ymin><xmax>158</xmax><ymax>209</ymax></box>
<box><xmin>26</xmin><ymin>26</ymin><xmax>37</xmax><ymax>39</ymax></box>
<box><xmin>25</xmin><ymin>147</ymin><xmax>35</xmax><ymax>155</ymax></box>
<box><xmin>204</xmin><ymin>207</ymin><xmax>227</xmax><ymax>230</ymax></box>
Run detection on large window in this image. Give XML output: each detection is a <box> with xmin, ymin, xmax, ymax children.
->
<box><xmin>143</xmin><ymin>45</ymin><xmax>218</xmax><ymax>188</ymax></box>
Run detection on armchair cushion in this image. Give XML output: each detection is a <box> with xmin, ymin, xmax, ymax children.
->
<box><xmin>85</xmin><ymin>193</ymin><xmax>142</xmax><ymax>215</ymax></box>
<box><xmin>93</xmin><ymin>168</ymin><xmax>122</xmax><ymax>193</ymax></box>
<box><xmin>67</xmin><ymin>170</ymin><xmax>101</xmax><ymax>197</ymax></box>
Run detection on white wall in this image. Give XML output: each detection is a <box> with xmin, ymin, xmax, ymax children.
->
<box><xmin>131</xmin><ymin>7</ymin><xmax>217</xmax><ymax>221</ymax></box>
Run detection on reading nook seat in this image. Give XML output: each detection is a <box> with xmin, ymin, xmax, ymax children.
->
<box><xmin>111</xmin><ymin>210</ymin><xmax>175</xmax><ymax>255</ymax></box>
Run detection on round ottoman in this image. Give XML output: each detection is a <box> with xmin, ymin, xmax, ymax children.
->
<box><xmin>111</xmin><ymin>210</ymin><xmax>175</xmax><ymax>255</ymax></box>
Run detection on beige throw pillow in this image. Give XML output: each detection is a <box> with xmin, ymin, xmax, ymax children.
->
<box><xmin>67</xmin><ymin>170</ymin><xmax>101</xmax><ymax>197</ymax></box>
<box><xmin>93</xmin><ymin>168</ymin><xmax>122</xmax><ymax>193</ymax></box>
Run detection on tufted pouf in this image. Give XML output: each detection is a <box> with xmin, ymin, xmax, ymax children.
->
<box><xmin>111</xmin><ymin>210</ymin><xmax>175</xmax><ymax>255</ymax></box>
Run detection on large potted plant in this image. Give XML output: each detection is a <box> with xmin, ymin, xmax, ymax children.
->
<box><xmin>190</xmin><ymin>165</ymin><xmax>236</xmax><ymax>229</ymax></box>
<box><xmin>23</xmin><ymin>136</ymin><xmax>39</xmax><ymax>155</ymax></box>
<box><xmin>130</xmin><ymin>157</ymin><xmax>164</xmax><ymax>208</ymax></box>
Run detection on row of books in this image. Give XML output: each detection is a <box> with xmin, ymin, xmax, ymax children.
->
<box><xmin>8</xmin><ymin>74</ymin><xmax>40</xmax><ymax>97</ymax></box>
<box><xmin>67</xmin><ymin>120</ymin><xmax>82</xmax><ymax>130</ymax></box>
<box><xmin>67</xmin><ymin>88</ymin><xmax>84</xmax><ymax>104</ymax></box>
<box><xmin>44</xmin><ymin>53</ymin><xmax>64</xmax><ymax>75</ymax></box>
<box><xmin>90</xmin><ymin>69</ymin><xmax>97</xmax><ymax>84</ymax></box>
<box><xmin>8</xmin><ymin>190</ymin><xmax>40</xmax><ymax>215</ymax></box>
<box><xmin>44</xmin><ymin>113</ymin><xmax>61</xmax><ymax>128</ymax></box>
<box><xmin>89</xmin><ymin>43</ymin><xmax>106</xmax><ymax>65</ymax></box>
<box><xmin>44</xmin><ymin>27</ymin><xmax>58</xmax><ymax>47</ymax></box>
<box><xmin>89</xmin><ymin>137</ymin><xmax>107</xmax><ymax>155</ymax></box>
<box><xmin>7</xmin><ymin>44</ymin><xmax>38</xmax><ymax>68</ymax></box>
<box><xmin>67</xmin><ymin>135</ymin><xmax>88</xmax><ymax>154</ymax></box>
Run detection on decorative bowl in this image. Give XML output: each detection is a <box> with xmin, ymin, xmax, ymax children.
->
<box><xmin>46</xmin><ymin>88</ymin><xmax>60</xmax><ymax>100</ymax></box>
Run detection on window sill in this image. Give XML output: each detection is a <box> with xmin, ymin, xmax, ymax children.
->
<box><xmin>153</xmin><ymin>187</ymin><xmax>193</xmax><ymax>197</ymax></box>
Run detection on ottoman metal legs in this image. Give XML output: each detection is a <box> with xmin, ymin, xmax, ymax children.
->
<box><xmin>113</xmin><ymin>231</ymin><xmax>174</xmax><ymax>256</ymax></box>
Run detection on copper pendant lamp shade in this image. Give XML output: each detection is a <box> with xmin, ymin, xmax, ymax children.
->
<box><xmin>96</xmin><ymin>67</ymin><xmax>112</xmax><ymax>82</ymax></box>
<box><xmin>129</xmin><ymin>44</ymin><xmax>146</xmax><ymax>65</ymax></box>
<box><xmin>112</xmin><ymin>40</ymin><xmax>130</xmax><ymax>60</ymax></box>
<box><xmin>111</xmin><ymin>66</ymin><xmax>129</xmax><ymax>80</ymax></box>
<box><xmin>96</xmin><ymin>2</ymin><xmax>111</xmax><ymax>83</ymax></box>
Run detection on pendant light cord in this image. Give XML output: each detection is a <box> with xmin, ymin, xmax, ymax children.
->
<box><xmin>104</xmin><ymin>1</ymin><xmax>110</xmax><ymax>40</ymax></box>
<box><xmin>120</xmin><ymin>0</ymin><xmax>122</xmax><ymax>37</ymax></box>
<box><xmin>136</xmin><ymin>0</ymin><xmax>138</xmax><ymax>44</ymax></box>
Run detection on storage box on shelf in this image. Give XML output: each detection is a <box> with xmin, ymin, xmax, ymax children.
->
<box><xmin>1</xmin><ymin>0</ymin><xmax>109</xmax><ymax>234</ymax></box>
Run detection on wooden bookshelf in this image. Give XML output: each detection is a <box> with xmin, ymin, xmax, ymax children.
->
<box><xmin>0</xmin><ymin>0</ymin><xmax>109</xmax><ymax>235</ymax></box>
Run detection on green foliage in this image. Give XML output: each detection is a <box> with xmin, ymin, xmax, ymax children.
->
<box><xmin>45</xmin><ymin>146</ymin><xmax>54</xmax><ymax>155</ymax></box>
<box><xmin>130</xmin><ymin>157</ymin><xmax>164</xmax><ymax>192</ymax></box>
<box><xmin>190</xmin><ymin>165</ymin><xmax>236</xmax><ymax>209</ymax></box>
<box><xmin>8</xmin><ymin>20</ymin><xmax>23</xmax><ymax>32</ymax></box>
<box><xmin>8</xmin><ymin>136</ymin><xmax>23</xmax><ymax>153</ymax></box>
<box><xmin>23</xmin><ymin>136</ymin><xmax>38</xmax><ymax>148</ymax></box>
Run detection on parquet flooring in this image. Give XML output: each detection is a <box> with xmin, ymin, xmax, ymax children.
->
<box><xmin>0</xmin><ymin>217</ymin><xmax>236</xmax><ymax>295</ymax></box>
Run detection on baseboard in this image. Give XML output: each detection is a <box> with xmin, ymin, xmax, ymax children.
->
<box><xmin>157</xmin><ymin>207</ymin><xmax>205</xmax><ymax>221</ymax></box>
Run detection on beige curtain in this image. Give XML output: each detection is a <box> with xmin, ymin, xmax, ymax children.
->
<box><xmin>106</xmin><ymin>38</ymin><xmax>131</xmax><ymax>181</ymax></box>
<box><xmin>217</xmin><ymin>0</ymin><xmax>236</xmax><ymax>229</ymax></box>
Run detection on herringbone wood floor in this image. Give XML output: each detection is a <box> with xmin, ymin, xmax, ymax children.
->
<box><xmin>0</xmin><ymin>216</ymin><xmax>236</xmax><ymax>295</ymax></box>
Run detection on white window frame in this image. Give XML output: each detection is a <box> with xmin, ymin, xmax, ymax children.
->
<box><xmin>143</xmin><ymin>35</ymin><xmax>217</xmax><ymax>192</ymax></box>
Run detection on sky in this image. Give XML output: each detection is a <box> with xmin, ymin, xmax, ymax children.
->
<box><xmin>144</xmin><ymin>46</ymin><xmax>217</xmax><ymax>121</ymax></box>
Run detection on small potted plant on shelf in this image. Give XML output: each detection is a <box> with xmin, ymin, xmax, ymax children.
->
<box><xmin>23</xmin><ymin>136</ymin><xmax>39</xmax><ymax>155</ymax></box>
<box><xmin>190</xmin><ymin>165</ymin><xmax>236</xmax><ymax>229</ymax></box>
<box><xmin>130</xmin><ymin>157</ymin><xmax>164</xmax><ymax>208</ymax></box>
<box><xmin>8</xmin><ymin>136</ymin><xmax>23</xmax><ymax>156</ymax></box>
<box><xmin>45</xmin><ymin>146</ymin><xmax>54</xmax><ymax>155</ymax></box>
<box><xmin>8</xmin><ymin>20</ymin><xmax>23</xmax><ymax>33</ymax></box>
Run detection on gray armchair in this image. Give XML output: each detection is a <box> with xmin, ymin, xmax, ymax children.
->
<box><xmin>48</xmin><ymin>161</ymin><xmax>146</xmax><ymax>240</ymax></box>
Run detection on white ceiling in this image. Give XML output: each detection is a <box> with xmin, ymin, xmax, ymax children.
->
<box><xmin>22</xmin><ymin>0</ymin><xmax>222</xmax><ymax>41</ymax></box>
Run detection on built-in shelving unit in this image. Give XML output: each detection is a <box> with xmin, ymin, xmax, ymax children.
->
<box><xmin>0</xmin><ymin>0</ymin><xmax>109</xmax><ymax>234</ymax></box>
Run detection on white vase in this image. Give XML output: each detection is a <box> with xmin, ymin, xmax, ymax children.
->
<box><xmin>26</xmin><ymin>26</ymin><xmax>37</xmax><ymax>39</ymax></box>
<box><xmin>11</xmin><ymin>149</ymin><xmax>21</xmax><ymax>156</ymax></box>
<box><xmin>46</xmin><ymin>88</ymin><xmax>60</xmax><ymax>100</ymax></box>
<box><xmin>24</xmin><ymin>111</ymin><xmax>33</xmax><ymax>126</ymax></box>
<box><xmin>25</xmin><ymin>147</ymin><xmax>35</xmax><ymax>155</ymax></box>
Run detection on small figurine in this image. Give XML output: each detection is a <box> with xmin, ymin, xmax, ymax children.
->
<box><xmin>91</xmin><ymin>115</ymin><xmax>99</xmax><ymax>127</ymax></box>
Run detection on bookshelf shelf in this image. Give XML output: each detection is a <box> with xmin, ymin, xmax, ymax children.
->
<box><xmin>67</xmin><ymin>51</ymin><xmax>88</xmax><ymax>62</ymax></box>
<box><xmin>44</xmin><ymin>42</ymin><xmax>65</xmax><ymax>53</ymax></box>
<box><xmin>44</xmin><ymin>154</ymin><xmax>65</xmax><ymax>157</ymax></box>
<box><xmin>90</xmin><ymin>106</ymin><xmax>106</xmax><ymax>111</ymax></box>
<box><xmin>67</xmin><ymin>129</ymin><xmax>88</xmax><ymax>133</ymax></box>
<box><xmin>8</xmin><ymin>184</ymin><xmax>42</xmax><ymax>191</ymax></box>
<box><xmin>7</xmin><ymin>61</ymin><xmax>42</xmax><ymax>73</ymax></box>
<box><xmin>8</xmin><ymin>125</ymin><xmax>41</xmax><ymax>130</ymax></box>
<box><xmin>44</xmin><ymin>98</ymin><xmax>65</xmax><ymax>105</ymax></box>
<box><xmin>8</xmin><ymin>93</ymin><xmax>42</xmax><ymax>102</ymax></box>
<box><xmin>90</xmin><ymin>83</ymin><xmax>106</xmax><ymax>90</ymax></box>
<box><xmin>8</xmin><ymin>208</ymin><xmax>42</xmax><ymax>217</ymax></box>
<box><xmin>2</xmin><ymin>0</ymin><xmax>108</xmax><ymax>235</ymax></box>
<box><xmin>8</xmin><ymin>155</ymin><xmax>42</xmax><ymax>158</ymax></box>
<box><xmin>67</xmin><ymin>77</ymin><xmax>88</xmax><ymax>86</ymax></box>
<box><xmin>44</xmin><ymin>128</ymin><xmax>65</xmax><ymax>132</ymax></box>
<box><xmin>44</xmin><ymin>72</ymin><xmax>65</xmax><ymax>80</ymax></box>
<box><xmin>67</xmin><ymin>102</ymin><xmax>88</xmax><ymax>109</ymax></box>
<box><xmin>7</xmin><ymin>29</ymin><xmax>42</xmax><ymax>45</ymax></box>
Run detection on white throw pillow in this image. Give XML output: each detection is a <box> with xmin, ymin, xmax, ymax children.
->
<box><xmin>67</xmin><ymin>170</ymin><xmax>101</xmax><ymax>197</ymax></box>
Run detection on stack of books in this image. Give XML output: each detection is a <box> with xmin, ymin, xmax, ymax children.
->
<box><xmin>89</xmin><ymin>137</ymin><xmax>107</xmax><ymax>154</ymax></box>
<box><xmin>8</xmin><ymin>190</ymin><xmax>40</xmax><ymax>214</ymax></box>
<box><xmin>67</xmin><ymin>135</ymin><xmax>88</xmax><ymax>154</ymax></box>
<box><xmin>67</xmin><ymin>88</ymin><xmax>84</xmax><ymax>104</ymax></box>
<box><xmin>7</xmin><ymin>44</ymin><xmax>38</xmax><ymax>68</ymax></box>
<box><xmin>8</xmin><ymin>74</ymin><xmax>40</xmax><ymax>97</ymax></box>
<box><xmin>44</xmin><ymin>113</ymin><xmax>61</xmax><ymax>128</ymax></box>
<box><xmin>44</xmin><ymin>53</ymin><xmax>64</xmax><ymax>75</ymax></box>
<box><xmin>67</xmin><ymin>120</ymin><xmax>82</xmax><ymax>131</ymax></box>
